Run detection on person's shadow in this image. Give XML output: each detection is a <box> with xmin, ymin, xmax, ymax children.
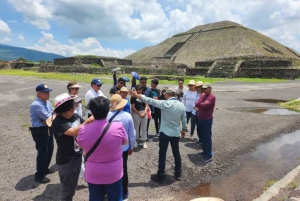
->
<box><xmin>32</xmin><ymin>184</ymin><xmax>61</xmax><ymax>200</ymax></box>
<box><xmin>15</xmin><ymin>175</ymin><xmax>40</xmax><ymax>191</ymax></box>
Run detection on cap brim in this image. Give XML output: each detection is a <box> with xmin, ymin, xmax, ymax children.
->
<box><xmin>69</xmin><ymin>84</ymin><xmax>82</xmax><ymax>88</ymax></box>
<box><xmin>40</xmin><ymin>88</ymin><xmax>52</xmax><ymax>92</ymax></box>
<box><xmin>75</xmin><ymin>97</ymin><xmax>83</xmax><ymax>103</ymax></box>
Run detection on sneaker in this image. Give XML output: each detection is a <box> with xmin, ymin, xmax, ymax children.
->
<box><xmin>197</xmin><ymin>151</ymin><xmax>206</xmax><ymax>156</ymax></box>
<box><xmin>195</xmin><ymin>140</ymin><xmax>202</xmax><ymax>145</ymax></box>
<box><xmin>174</xmin><ymin>174</ymin><xmax>181</xmax><ymax>181</ymax></box>
<box><xmin>189</xmin><ymin>135</ymin><xmax>194</xmax><ymax>139</ymax></box>
<box><xmin>35</xmin><ymin>177</ymin><xmax>51</xmax><ymax>184</ymax></box>
<box><xmin>46</xmin><ymin>169</ymin><xmax>55</xmax><ymax>174</ymax></box>
<box><xmin>146</xmin><ymin>138</ymin><xmax>152</xmax><ymax>142</ymax></box>
<box><xmin>201</xmin><ymin>155</ymin><xmax>213</xmax><ymax>163</ymax></box>
<box><xmin>83</xmin><ymin>182</ymin><xmax>89</xmax><ymax>187</ymax></box>
<box><xmin>143</xmin><ymin>142</ymin><xmax>148</xmax><ymax>149</ymax></box>
<box><xmin>151</xmin><ymin>174</ymin><xmax>164</xmax><ymax>183</ymax></box>
<box><xmin>155</xmin><ymin>133</ymin><xmax>160</xmax><ymax>137</ymax></box>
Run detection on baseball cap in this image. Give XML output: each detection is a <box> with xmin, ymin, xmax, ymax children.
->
<box><xmin>202</xmin><ymin>82</ymin><xmax>212</xmax><ymax>88</ymax></box>
<box><xmin>36</xmin><ymin>84</ymin><xmax>52</xmax><ymax>92</ymax></box>
<box><xmin>91</xmin><ymin>78</ymin><xmax>102</xmax><ymax>86</ymax></box>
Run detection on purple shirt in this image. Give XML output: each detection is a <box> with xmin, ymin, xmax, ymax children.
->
<box><xmin>77</xmin><ymin>119</ymin><xmax>127</xmax><ymax>184</ymax></box>
<box><xmin>195</xmin><ymin>93</ymin><xmax>216</xmax><ymax>120</ymax></box>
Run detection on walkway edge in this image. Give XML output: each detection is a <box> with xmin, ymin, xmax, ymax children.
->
<box><xmin>253</xmin><ymin>164</ymin><xmax>300</xmax><ymax>201</ymax></box>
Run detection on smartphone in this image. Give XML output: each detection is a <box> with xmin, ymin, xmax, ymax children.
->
<box><xmin>132</xmin><ymin>87</ymin><xmax>136</xmax><ymax>91</ymax></box>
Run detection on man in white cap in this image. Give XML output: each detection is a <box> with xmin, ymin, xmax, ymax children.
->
<box><xmin>29</xmin><ymin>84</ymin><xmax>54</xmax><ymax>183</ymax></box>
<box><xmin>85</xmin><ymin>78</ymin><xmax>106</xmax><ymax>117</ymax></box>
<box><xmin>130</xmin><ymin>88</ymin><xmax>187</xmax><ymax>183</ymax></box>
<box><xmin>195</xmin><ymin>82</ymin><xmax>216</xmax><ymax>163</ymax></box>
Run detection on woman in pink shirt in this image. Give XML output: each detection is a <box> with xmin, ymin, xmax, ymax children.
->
<box><xmin>77</xmin><ymin>97</ymin><xmax>128</xmax><ymax>201</ymax></box>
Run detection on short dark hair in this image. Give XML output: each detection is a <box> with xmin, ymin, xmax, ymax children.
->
<box><xmin>118</xmin><ymin>77</ymin><xmax>125</xmax><ymax>82</ymax></box>
<box><xmin>178</xmin><ymin>78</ymin><xmax>184</xmax><ymax>83</ymax></box>
<box><xmin>140</xmin><ymin>76</ymin><xmax>147</xmax><ymax>81</ymax></box>
<box><xmin>54</xmin><ymin>100</ymin><xmax>74</xmax><ymax>114</ymax></box>
<box><xmin>151</xmin><ymin>78</ymin><xmax>159</xmax><ymax>85</ymax></box>
<box><xmin>89</xmin><ymin>96</ymin><xmax>110</xmax><ymax>120</ymax></box>
<box><xmin>67</xmin><ymin>82</ymin><xmax>77</xmax><ymax>93</ymax></box>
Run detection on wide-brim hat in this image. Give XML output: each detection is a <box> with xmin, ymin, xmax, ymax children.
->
<box><xmin>188</xmin><ymin>80</ymin><xmax>196</xmax><ymax>85</ymax></box>
<box><xmin>46</xmin><ymin>114</ymin><xmax>56</xmax><ymax>127</ymax></box>
<box><xmin>196</xmin><ymin>81</ymin><xmax>204</xmax><ymax>87</ymax></box>
<box><xmin>69</xmin><ymin>83</ymin><xmax>82</xmax><ymax>88</ymax></box>
<box><xmin>202</xmin><ymin>82</ymin><xmax>212</xmax><ymax>89</ymax></box>
<box><xmin>110</xmin><ymin>94</ymin><xmax>128</xmax><ymax>111</ymax></box>
<box><xmin>54</xmin><ymin>93</ymin><xmax>75</xmax><ymax>110</ymax></box>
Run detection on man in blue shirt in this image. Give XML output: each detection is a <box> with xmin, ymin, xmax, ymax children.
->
<box><xmin>29</xmin><ymin>84</ymin><xmax>54</xmax><ymax>183</ymax></box>
<box><xmin>130</xmin><ymin>88</ymin><xmax>187</xmax><ymax>183</ymax></box>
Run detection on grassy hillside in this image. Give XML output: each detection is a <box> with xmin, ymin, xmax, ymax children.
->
<box><xmin>0</xmin><ymin>44</ymin><xmax>64</xmax><ymax>62</ymax></box>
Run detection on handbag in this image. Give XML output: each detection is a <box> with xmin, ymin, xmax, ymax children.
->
<box><xmin>84</xmin><ymin>110</ymin><xmax>120</xmax><ymax>163</ymax></box>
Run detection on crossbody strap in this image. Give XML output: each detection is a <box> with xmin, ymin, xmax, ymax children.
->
<box><xmin>84</xmin><ymin>110</ymin><xmax>121</xmax><ymax>163</ymax></box>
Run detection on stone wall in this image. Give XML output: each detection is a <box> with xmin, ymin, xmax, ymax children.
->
<box><xmin>54</xmin><ymin>57</ymin><xmax>132</xmax><ymax>67</ymax></box>
<box><xmin>0</xmin><ymin>62</ymin><xmax>34</xmax><ymax>69</ymax></box>
<box><xmin>38</xmin><ymin>65</ymin><xmax>185</xmax><ymax>76</ymax></box>
<box><xmin>186</xmin><ymin>68</ymin><xmax>209</xmax><ymax>76</ymax></box>
<box><xmin>242</xmin><ymin>59</ymin><xmax>293</xmax><ymax>68</ymax></box>
<box><xmin>237</xmin><ymin>68</ymin><xmax>300</xmax><ymax>79</ymax></box>
<box><xmin>195</xmin><ymin>61</ymin><xmax>214</xmax><ymax>68</ymax></box>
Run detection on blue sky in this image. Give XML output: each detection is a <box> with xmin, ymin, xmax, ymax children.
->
<box><xmin>0</xmin><ymin>0</ymin><xmax>299</xmax><ymax>58</ymax></box>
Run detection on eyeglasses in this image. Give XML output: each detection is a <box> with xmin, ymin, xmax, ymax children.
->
<box><xmin>72</xmin><ymin>88</ymin><xmax>79</xmax><ymax>90</ymax></box>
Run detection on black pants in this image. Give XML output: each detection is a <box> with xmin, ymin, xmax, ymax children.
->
<box><xmin>122</xmin><ymin>151</ymin><xmax>129</xmax><ymax>197</ymax></box>
<box><xmin>30</xmin><ymin>126</ymin><xmax>54</xmax><ymax>180</ymax></box>
<box><xmin>152</xmin><ymin>111</ymin><xmax>161</xmax><ymax>134</ymax></box>
<box><xmin>186</xmin><ymin>111</ymin><xmax>192</xmax><ymax>124</ymax></box>
<box><xmin>158</xmin><ymin>132</ymin><xmax>181</xmax><ymax>177</ymax></box>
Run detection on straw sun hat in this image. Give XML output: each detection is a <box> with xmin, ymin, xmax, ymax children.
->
<box><xmin>110</xmin><ymin>94</ymin><xmax>128</xmax><ymax>111</ymax></box>
<box><xmin>46</xmin><ymin>93</ymin><xmax>76</xmax><ymax>127</ymax></box>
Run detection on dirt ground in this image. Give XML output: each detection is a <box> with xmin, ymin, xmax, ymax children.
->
<box><xmin>0</xmin><ymin>75</ymin><xmax>300</xmax><ymax>201</ymax></box>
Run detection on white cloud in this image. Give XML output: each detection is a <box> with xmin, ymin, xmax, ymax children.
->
<box><xmin>6</xmin><ymin>0</ymin><xmax>300</xmax><ymax>52</ymax></box>
<box><xmin>0</xmin><ymin>37</ymin><xmax>11</xmax><ymax>43</ymax></box>
<box><xmin>19</xmin><ymin>35</ymin><xmax>25</xmax><ymax>41</ymax></box>
<box><xmin>27</xmin><ymin>31</ymin><xmax>136</xmax><ymax>58</ymax></box>
<box><xmin>7</xmin><ymin>0</ymin><xmax>52</xmax><ymax>29</ymax></box>
<box><xmin>0</xmin><ymin>19</ymin><xmax>11</xmax><ymax>34</ymax></box>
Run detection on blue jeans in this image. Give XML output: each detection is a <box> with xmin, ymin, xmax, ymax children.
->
<box><xmin>30</xmin><ymin>126</ymin><xmax>54</xmax><ymax>180</ymax></box>
<box><xmin>88</xmin><ymin>178</ymin><xmax>123</xmax><ymax>201</ymax></box>
<box><xmin>158</xmin><ymin>132</ymin><xmax>181</xmax><ymax>177</ymax></box>
<box><xmin>198</xmin><ymin>119</ymin><xmax>213</xmax><ymax>156</ymax></box>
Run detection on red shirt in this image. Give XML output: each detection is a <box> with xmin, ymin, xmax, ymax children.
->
<box><xmin>195</xmin><ymin>93</ymin><xmax>216</xmax><ymax>120</ymax></box>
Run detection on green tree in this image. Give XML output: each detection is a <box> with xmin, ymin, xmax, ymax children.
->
<box><xmin>17</xmin><ymin>57</ymin><xmax>27</xmax><ymax>62</ymax></box>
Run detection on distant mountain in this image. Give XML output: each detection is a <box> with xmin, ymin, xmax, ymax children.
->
<box><xmin>0</xmin><ymin>44</ymin><xmax>65</xmax><ymax>62</ymax></box>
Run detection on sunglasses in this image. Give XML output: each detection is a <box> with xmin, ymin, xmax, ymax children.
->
<box><xmin>72</xmin><ymin>88</ymin><xmax>79</xmax><ymax>90</ymax></box>
<box><xmin>120</xmin><ymin>82</ymin><xmax>125</xmax><ymax>85</ymax></box>
<box><xmin>141</xmin><ymin>82</ymin><xmax>146</xmax><ymax>84</ymax></box>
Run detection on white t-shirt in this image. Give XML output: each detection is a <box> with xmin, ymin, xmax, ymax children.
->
<box><xmin>85</xmin><ymin>88</ymin><xmax>107</xmax><ymax>114</ymax></box>
<box><xmin>183</xmin><ymin>90</ymin><xmax>197</xmax><ymax>112</ymax></box>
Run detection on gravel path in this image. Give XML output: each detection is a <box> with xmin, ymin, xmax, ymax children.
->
<box><xmin>0</xmin><ymin>75</ymin><xmax>300</xmax><ymax>201</ymax></box>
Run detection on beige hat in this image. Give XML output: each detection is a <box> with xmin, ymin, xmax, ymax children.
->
<box><xmin>110</xmin><ymin>94</ymin><xmax>128</xmax><ymax>111</ymax></box>
<box><xmin>164</xmin><ymin>88</ymin><xmax>176</xmax><ymax>95</ymax></box>
<box><xmin>69</xmin><ymin>83</ymin><xmax>82</xmax><ymax>88</ymax></box>
<box><xmin>202</xmin><ymin>82</ymin><xmax>212</xmax><ymax>89</ymax></box>
<box><xmin>46</xmin><ymin>114</ymin><xmax>56</xmax><ymax>127</ymax></box>
<box><xmin>54</xmin><ymin>93</ymin><xmax>75</xmax><ymax>110</ymax></box>
<box><xmin>188</xmin><ymin>80</ymin><xmax>196</xmax><ymax>85</ymax></box>
<box><xmin>120</xmin><ymin>87</ymin><xmax>129</xmax><ymax>92</ymax></box>
<box><xmin>196</xmin><ymin>81</ymin><xmax>204</xmax><ymax>87</ymax></box>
